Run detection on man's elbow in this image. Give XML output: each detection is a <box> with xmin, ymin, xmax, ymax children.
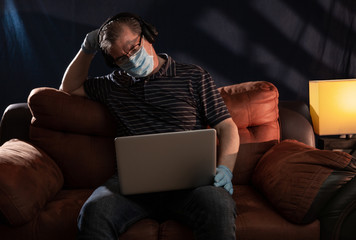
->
<box><xmin>59</xmin><ymin>85</ymin><xmax>86</xmax><ymax>97</ymax></box>
<box><xmin>59</xmin><ymin>84</ymin><xmax>65</xmax><ymax>92</ymax></box>
<box><xmin>214</xmin><ymin>118</ymin><xmax>239</xmax><ymax>140</ymax></box>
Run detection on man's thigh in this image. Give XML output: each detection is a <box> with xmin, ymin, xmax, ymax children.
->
<box><xmin>161</xmin><ymin>185</ymin><xmax>236</xmax><ymax>221</ymax></box>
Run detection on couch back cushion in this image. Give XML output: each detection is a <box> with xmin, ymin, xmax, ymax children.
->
<box><xmin>28</xmin><ymin>82</ymin><xmax>280</xmax><ymax>188</ymax></box>
<box><xmin>218</xmin><ymin>81</ymin><xmax>280</xmax><ymax>144</ymax></box>
<box><xmin>28</xmin><ymin>88</ymin><xmax>117</xmax><ymax>189</ymax></box>
<box><xmin>218</xmin><ymin>81</ymin><xmax>280</xmax><ymax>184</ymax></box>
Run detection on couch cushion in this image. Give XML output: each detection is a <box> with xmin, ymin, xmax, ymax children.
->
<box><xmin>0</xmin><ymin>139</ymin><xmax>63</xmax><ymax>226</ymax></box>
<box><xmin>158</xmin><ymin>220</ymin><xmax>194</xmax><ymax>240</ymax></box>
<box><xmin>0</xmin><ymin>189</ymin><xmax>92</xmax><ymax>240</ymax></box>
<box><xmin>29</xmin><ymin>126</ymin><xmax>116</xmax><ymax>188</ymax></box>
<box><xmin>28</xmin><ymin>87</ymin><xmax>117</xmax><ymax>136</ymax></box>
<box><xmin>28</xmin><ymin>88</ymin><xmax>117</xmax><ymax>188</ymax></box>
<box><xmin>233</xmin><ymin>140</ymin><xmax>278</xmax><ymax>185</ymax></box>
<box><xmin>234</xmin><ymin>185</ymin><xmax>319</xmax><ymax>240</ymax></box>
<box><xmin>218</xmin><ymin>81</ymin><xmax>280</xmax><ymax>144</ymax></box>
<box><xmin>121</xmin><ymin>219</ymin><xmax>160</xmax><ymax>240</ymax></box>
<box><xmin>252</xmin><ymin>140</ymin><xmax>356</xmax><ymax>224</ymax></box>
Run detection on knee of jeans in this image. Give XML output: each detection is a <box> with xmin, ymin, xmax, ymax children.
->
<box><xmin>78</xmin><ymin>192</ymin><xmax>149</xmax><ymax>229</ymax></box>
<box><xmin>78</xmin><ymin>194</ymin><xmax>119</xmax><ymax>233</ymax></box>
<box><xmin>79</xmin><ymin>195</ymin><xmax>112</xmax><ymax>221</ymax></box>
<box><xmin>193</xmin><ymin>186</ymin><xmax>236</xmax><ymax>213</ymax></box>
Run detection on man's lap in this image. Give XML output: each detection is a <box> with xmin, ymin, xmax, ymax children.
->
<box><xmin>80</xmin><ymin>175</ymin><xmax>235</xmax><ymax>227</ymax></box>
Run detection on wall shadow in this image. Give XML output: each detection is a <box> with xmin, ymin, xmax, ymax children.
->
<box><xmin>1</xmin><ymin>0</ymin><xmax>356</xmax><ymax>114</ymax></box>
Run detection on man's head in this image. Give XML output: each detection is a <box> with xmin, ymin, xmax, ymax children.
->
<box><xmin>98</xmin><ymin>12</ymin><xmax>158</xmax><ymax>71</ymax></box>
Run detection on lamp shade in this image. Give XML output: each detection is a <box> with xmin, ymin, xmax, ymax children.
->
<box><xmin>309</xmin><ymin>79</ymin><xmax>356</xmax><ymax>136</ymax></box>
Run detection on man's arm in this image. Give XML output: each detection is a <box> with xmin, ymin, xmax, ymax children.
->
<box><xmin>213</xmin><ymin>117</ymin><xmax>239</xmax><ymax>195</ymax></box>
<box><xmin>214</xmin><ymin>117</ymin><xmax>239</xmax><ymax>172</ymax></box>
<box><xmin>60</xmin><ymin>49</ymin><xmax>93</xmax><ymax>96</ymax></box>
<box><xmin>60</xmin><ymin>29</ymin><xmax>99</xmax><ymax>96</ymax></box>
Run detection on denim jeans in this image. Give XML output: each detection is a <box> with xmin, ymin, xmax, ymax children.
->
<box><xmin>77</xmin><ymin>175</ymin><xmax>236</xmax><ymax>240</ymax></box>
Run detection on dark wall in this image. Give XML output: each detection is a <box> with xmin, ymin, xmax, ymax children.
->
<box><xmin>1</xmin><ymin>0</ymin><xmax>356</xmax><ymax>114</ymax></box>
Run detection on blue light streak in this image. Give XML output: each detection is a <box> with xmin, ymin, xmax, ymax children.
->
<box><xmin>2</xmin><ymin>0</ymin><xmax>33</xmax><ymax>64</ymax></box>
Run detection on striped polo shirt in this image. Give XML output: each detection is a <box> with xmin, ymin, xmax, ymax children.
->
<box><xmin>83</xmin><ymin>54</ymin><xmax>231</xmax><ymax>137</ymax></box>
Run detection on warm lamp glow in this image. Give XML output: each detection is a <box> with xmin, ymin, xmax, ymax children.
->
<box><xmin>309</xmin><ymin>79</ymin><xmax>356</xmax><ymax>136</ymax></box>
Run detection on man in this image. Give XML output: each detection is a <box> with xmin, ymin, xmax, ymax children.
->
<box><xmin>60</xmin><ymin>12</ymin><xmax>239</xmax><ymax>240</ymax></box>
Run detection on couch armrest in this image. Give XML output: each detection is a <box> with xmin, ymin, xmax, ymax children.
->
<box><xmin>319</xmin><ymin>173</ymin><xmax>356</xmax><ymax>240</ymax></box>
<box><xmin>252</xmin><ymin>140</ymin><xmax>355</xmax><ymax>224</ymax></box>
<box><xmin>0</xmin><ymin>139</ymin><xmax>63</xmax><ymax>226</ymax></box>
<box><xmin>279</xmin><ymin>100</ymin><xmax>315</xmax><ymax>147</ymax></box>
<box><xmin>0</xmin><ymin>103</ymin><xmax>32</xmax><ymax>146</ymax></box>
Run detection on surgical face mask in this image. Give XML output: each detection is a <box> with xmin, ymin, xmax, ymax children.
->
<box><xmin>118</xmin><ymin>46</ymin><xmax>154</xmax><ymax>78</ymax></box>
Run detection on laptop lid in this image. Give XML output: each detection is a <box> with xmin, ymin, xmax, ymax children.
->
<box><xmin>114</xmin><ymin>129</ymin><xmax>216</xmax><ymax>195</ymax></box>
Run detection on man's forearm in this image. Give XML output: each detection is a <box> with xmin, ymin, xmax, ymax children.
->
<box><xmin>215</xmin><ymin>118</ymin><xmax>240</xmax><ymax>172</ymax></box>
<box><xmin>60</xmin><ymin>49</ymin><xmax>94</xmax><ymax>93</ymax></box>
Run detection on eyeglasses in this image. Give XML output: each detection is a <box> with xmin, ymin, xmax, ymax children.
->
<box><xmin>114</xmin><ymin>33</ymin><xmax>143</xmax><ymax>65</ymax></box>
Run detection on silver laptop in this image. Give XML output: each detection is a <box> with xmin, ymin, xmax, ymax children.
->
<box><xmin>114</xmin><ymin>129</ymin><xmax>216</xmax><ymax>195</ymax></box>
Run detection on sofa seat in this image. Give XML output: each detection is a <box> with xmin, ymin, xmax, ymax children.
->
<box><xmin>0</xmin><ymin>185</ymin><xmax>319</xmax><ymax>240</ymax></box>
<box><xmin>235</xmin><ymin>185</ymin><xmax>319</xmax><ymax>240</ymax></box>
<box><xmin>0</xmin><ymin>190</ymin><xmax>91</xmax><ymax>240</ymax></box>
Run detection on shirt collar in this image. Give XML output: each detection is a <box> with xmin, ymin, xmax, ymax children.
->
<box><xmin>148</xmin><ymin>53</ymin><xmax>176</xmax><ymax>79</ymax></box>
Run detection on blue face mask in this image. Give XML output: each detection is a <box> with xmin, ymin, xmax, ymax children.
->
<box><xmin>118</xmin><ymin>46</ymin><xmax>154</xmax><ymax>78</ymax></box>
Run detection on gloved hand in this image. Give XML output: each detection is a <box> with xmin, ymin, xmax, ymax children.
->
<box><xmin>214</xmin><ymin>165</ymin><xmax>233</xmax><ymax>195</ymax></box>
<box><xmin>81</xmin><ymin>29</ymin><xmax>100</xmax><ymax>55</ymax></box>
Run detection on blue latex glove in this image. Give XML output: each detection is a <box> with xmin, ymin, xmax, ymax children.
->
<box><xmin>81</xmin><ymin>29</ymin><xmax>100</xmax><ymax>55</ymax></box>
<box><xmin>214</xmin><ymin>165</ymin><xmax>233</xmax><ymax>195</ymax></box>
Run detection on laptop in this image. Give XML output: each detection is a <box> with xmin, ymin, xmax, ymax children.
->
<box><xmin>114</xmin><ymin>129</ymin><xmax>216</xmax><ymax>195</ymax></box>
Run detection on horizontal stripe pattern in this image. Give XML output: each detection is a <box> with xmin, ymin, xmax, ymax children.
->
<box><xmin>84</xmin><ymin>55</ymin><xmax>230</xmax><ymax>136</ymax></box>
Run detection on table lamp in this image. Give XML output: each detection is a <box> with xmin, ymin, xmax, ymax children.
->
<box><xmin>309</xmin><ymin>79</ymin><xmax>356</xmax><ymax>137</ymax></box>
